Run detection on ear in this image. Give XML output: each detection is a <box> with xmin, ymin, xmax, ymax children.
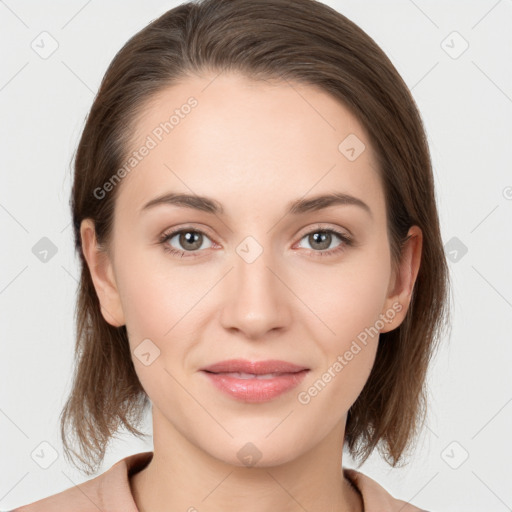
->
<box><xmin>379</xmin><ymin>225</ymin><xmax>422</xmax><ymax>334</ymax></box>
<box><xmin>80</xmin><ymin>218</ymin><xmax>125</xmax><ymax>327</ymax></box>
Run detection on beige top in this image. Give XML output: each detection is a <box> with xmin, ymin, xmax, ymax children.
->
<box><xmin>10</xmin><ymin>451</ymin><xmax>429</xmax><ymax>512</ymax></box>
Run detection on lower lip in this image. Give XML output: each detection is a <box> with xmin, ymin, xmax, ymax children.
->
<box><xmin>201</xmin><ymin>370</ymin><xmax>309</xmax><ymax>403</ymax></box>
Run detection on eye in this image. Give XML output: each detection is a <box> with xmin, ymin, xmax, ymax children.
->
<box><xmin>159</xmin><ymin>227</ymin><xmax>214</xmax><ymax>258</ymax></box>
<box><xmin>158</xmin><ymin>225</ymin><xmax>354</xmax><ymax>259</ymax></box>
<box><xmin>295</xmin><ymin>227</ymin><xmax>353</xmax><ymax>258</ymax></box>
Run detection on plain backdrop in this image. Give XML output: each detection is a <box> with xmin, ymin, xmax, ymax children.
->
<box><xmin>1</xmin><ymin>1</ymin><xmax>511</xmax><ymax>511</ymax></box>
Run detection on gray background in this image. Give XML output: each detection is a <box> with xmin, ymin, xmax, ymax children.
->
<box><xmin>1</xmin><ymin>1</ymin><xmax>511</xmax><ymax>511</ymax></box>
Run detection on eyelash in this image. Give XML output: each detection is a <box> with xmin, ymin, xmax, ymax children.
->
<box><xmin>158</xmin><ymin>225</ymin><xmax>354</xmax><ymax>259</ymax></box>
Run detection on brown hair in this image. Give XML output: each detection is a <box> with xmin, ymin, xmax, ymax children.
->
<box><xmin>62</xmin><ymin>0</ymin><xmax>451</xmax><ymax>475</ymax></box>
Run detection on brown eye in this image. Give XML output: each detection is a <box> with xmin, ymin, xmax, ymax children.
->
<box><xmin>307</xmin><ymin>231</ymin><xmax>335</xmax><ymax>250</ymax></box>
<box><xmin>175</xmin><ymin>230</ymin><xmax>204</xmax><ymax>251</ymax></box>
<box><xmin>159</xmin><ymin>228</ymin><xmax>213</xmax><ymax>258</ymax></box>
<box><xmin>296</xmin><ymin>228</ymin><xmax>353</xmax><ymax>258</ymax></box>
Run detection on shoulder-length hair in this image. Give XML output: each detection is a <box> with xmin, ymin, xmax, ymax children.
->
<box><xmin>62</xmin><ymin>0</ymin><xmax>451</xmax><ymax>475</ymax></box>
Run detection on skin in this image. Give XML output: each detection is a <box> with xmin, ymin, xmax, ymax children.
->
<box><xmin>81</xmin><ymin>71</ymin><xmax>422</xmax><ymax>512</ymax></box>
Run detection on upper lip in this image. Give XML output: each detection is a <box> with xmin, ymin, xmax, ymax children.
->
<box><xmin>200</xmin><ymin>359</ymin><xmax>309</xmax><ymax>374</ymax></box>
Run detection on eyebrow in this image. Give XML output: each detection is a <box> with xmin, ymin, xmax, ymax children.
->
<box><xmin>140</xmin><ymin>191</ymin><xmax>372</xmax><ymax>218</ymax></box>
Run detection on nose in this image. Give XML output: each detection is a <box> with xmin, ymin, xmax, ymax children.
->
<box><xmin>219</xmin><ymin>243</ymin><xmax>292</xmax><ymax>340</ymax></box>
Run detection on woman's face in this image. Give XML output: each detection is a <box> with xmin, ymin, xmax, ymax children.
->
<box><xmin>82</xmin><ymin>71</ymin><xmax>419</xmax><ymax>467</ymax></box>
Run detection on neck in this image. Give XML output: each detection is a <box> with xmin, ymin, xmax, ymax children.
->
<box><xmin>130</xmin><ymin>407</ymin><xmax>363</xmax><ymax>512</ymax></box>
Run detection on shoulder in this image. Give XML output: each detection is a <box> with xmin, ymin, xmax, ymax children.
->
<box><xmin>9</xmin><ymin>452</ymin><xmax>153</xmax><ymax>512</ymax></box>
<box><xmin>343</xmin><ymin>468</ymin><xmax>431</xmax><ymax>512</ymax></box>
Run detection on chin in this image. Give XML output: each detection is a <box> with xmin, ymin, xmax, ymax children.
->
<box><xmin>201</xmin><ymin>432</ymin><xmax>309</xmax><ymax>469</ymax></box>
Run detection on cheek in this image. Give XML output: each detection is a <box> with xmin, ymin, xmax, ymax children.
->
<box><xmin>296</xmin><ymin>263</ymin><xmax>388</xmax><ymax>423</ymax></box>
<box><xmin>296</xmin><ymin>248</ymin><xmax>390</xmax><ymax>397</ymax></box>
<box><xmin>118</xmin><ymin>272</ymin><xmax>168</xmax><ymax>341</ymax></box>
<box><xmin>115</xmin><ymin>258</ymin><xmax>199</xmax><ymax>406</ymax></box>
<box><xmin>114</xmin><ymin>242</ymin><xmax>204</xmax><ymax>341</ymax></box>
<box><xmin>304</xmin><ymin>252</ymin><xmax>391</xmax><ymax>344</ymax></box>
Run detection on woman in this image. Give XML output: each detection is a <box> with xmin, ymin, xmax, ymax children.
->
<box><xmin>11</xmin><ymin>0</ymin><xmax>450</xmax><ymax>510</ymax></box>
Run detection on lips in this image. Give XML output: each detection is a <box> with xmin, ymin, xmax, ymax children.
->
<box><xmin>200</xmin><ymin>359</ymin><xmax>310</xmax><ymax>403</ymax></box>
<box><xmin>200</xmin><ymin>359</ymin><xmax>308</xmax><ymax>375</ymax></box>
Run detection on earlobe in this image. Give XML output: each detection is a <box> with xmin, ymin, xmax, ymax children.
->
<box><xmin>380</xmin><ymin>226</ymin><xmax>423</xmax><ymax>334</ymax></box>
<box><xmin>80</xmin><ymin>219</ymin><xmax>125</xmax><ymax>327</ymax></box>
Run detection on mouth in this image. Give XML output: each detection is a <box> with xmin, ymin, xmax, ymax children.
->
<box><xmin>200</xmin><ymin>359</ymin><xmax>310</xmax><ymax>403</ymax></box>
<box><xmin>206</xmin><ymin>371</ymin><xmax>298</xmax><ymax>380</ymax></box>
<box><xmin>200</xmin><ymin>358</ymin><xmax>309</xmax><ymax>374</ymax></box>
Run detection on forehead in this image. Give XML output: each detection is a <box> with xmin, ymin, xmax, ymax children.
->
<box><xmin>115</xmin><ymin>72</ymin><xmax>385</xmax><ymax>222</ymax></box>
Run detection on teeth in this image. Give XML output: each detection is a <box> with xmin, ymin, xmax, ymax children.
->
<box><xmin>221</xmin><ymin>371</ymin><xmax>284</xmax><ymax>379</ymax></box>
